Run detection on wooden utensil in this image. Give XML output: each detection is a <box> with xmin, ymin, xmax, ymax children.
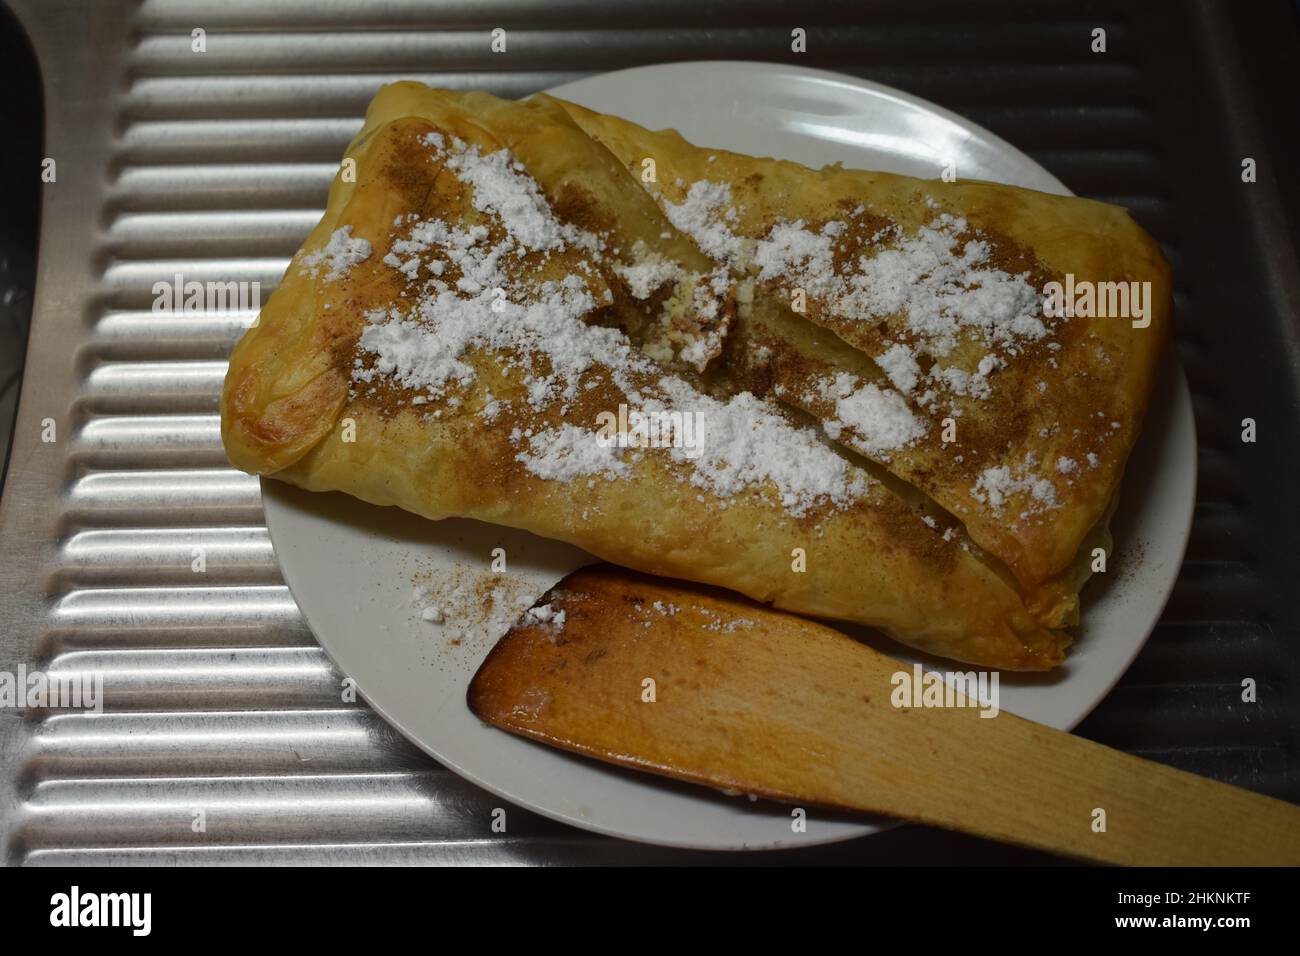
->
<box><xmin>469</xmin><ymin>564</ymin><xmax>1300</xmax><ymax>865</ymax></box>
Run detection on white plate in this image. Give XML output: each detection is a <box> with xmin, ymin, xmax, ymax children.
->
<box><xmin>262</xmin><ymin>61</ymin><xmax>1197</xmax><ymax>851</ymax></box>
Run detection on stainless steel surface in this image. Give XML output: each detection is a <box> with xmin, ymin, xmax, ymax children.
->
<box><xmin>0</xmin><ymin>0</ymin><xmax>609</xmax><ymax>866</ymax></box>
<box><xmin>1</xmin><ymin>0</ymin><xmax>1296</xmax><ymax>865</ymax></box>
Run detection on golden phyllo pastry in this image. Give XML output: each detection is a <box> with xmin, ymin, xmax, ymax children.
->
<box><xmin>222</xmin><ymin>82</ymin><xmax>1170</xmax><ymax>670</ymax></box>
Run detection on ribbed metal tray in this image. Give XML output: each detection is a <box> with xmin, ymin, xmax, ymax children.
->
<box><xmin>1</xmin><ymin>0</ymin><xmax>1296</xmax><ymax>865</ymax></box>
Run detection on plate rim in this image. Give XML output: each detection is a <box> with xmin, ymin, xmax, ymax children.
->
<box><xmin>548</xmin><ymin>59</ymin><xmax>1074</xmax><ymax>193</ymax></box>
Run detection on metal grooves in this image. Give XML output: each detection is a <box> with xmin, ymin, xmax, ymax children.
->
<box><xmin>1</xmin><ymin>0</ymin><xmax>1295</xmax><ymax>865</ymax></box>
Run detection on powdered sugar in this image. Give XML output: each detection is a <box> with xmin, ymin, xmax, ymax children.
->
<box><xmin>970</xmin><ymin>456</ymin><xmax>1060</xmax><ymax>516</ymax></box>
<box><xmin>834</xmin><ymin>215</ymin><xmax>1047</xmax><ymax>357</ymax></box>
<box><xmin>753</xmin><ymin>213</ymin><xmax>1046</xmax><ymax>413</ymax></box>
<box><xmin>814</xmin><ymin>373</ymin><xmax>925</xmax><ymax>460</ymax></box>
<box><xmin>300</xmin><ymin>226</ymin><xmax>372</xmax><ymax>281</ymax></box>
<box><xmin>356</xmin><ymin>268</ymin><xmax>611</xmax><ymax>406</ymax></box>
<box><xmin>613</xmin><ymin>241</ymin><xmax>684</xmax><ymax>299</ymax></box>
<box><xmin>662</xmin><ymin>180</ymin><xmax>745</xmax><ymax>266</ymax></box>
<box><xmin>525</xmin><ymin>603</ymin><xmax>566</xmax><ymax>630</ymax></box>
<box><xmin>410</xmin><ymin>570</ymin><xmax>548</xmax><ymax>646</ymax></box>
<box><xmin>512</xmin><ymin>381</ymin><xmax>867</xmax><ymax>516</ymax></box>
<box><xmin>444</xmin><ymin>139</ymin><xmax>600</xmax><ymax>254</ymax></box>
<box><xmin>877</xmin><ymin>342</ymin><xmax>922</xmax><ymax>394</ymax></box>
<box><xmin>696</xmin><ymin>607</ymin><xmax>756</xmax><ymax>633</ymax></box>
<box><xmin>662</xmin><ymin>186</ymin><xmax>1050</xmax><ymax>413</ymax></box>
<box><xmin>646</xmin><ymin>377</ymin><xmax>868</xmax><ymax>515</ymax></box>
<box><xmin>515</xmin><ymin>424</ymin><xmax>632</xmax><ymax>481</ymax></box>
<box><xmin>354</xmin><ymin>138</ymin><xmax>649</xmax><ymax>409</ymax></box>
<box><xmin>930</xmin><ymin>354</ymin><xmax>1002</xmax><ymax>404</ymax></box>
<box><xmin>753</xmin><ymin>219</ymin><xmax>838</xmax><ymax>297</ymax></box>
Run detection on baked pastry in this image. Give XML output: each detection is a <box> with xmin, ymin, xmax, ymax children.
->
<box><xmin>541</xmin><ymin>95</ymin><xmax>1171</xmax><ymax>622</ymax></box>
<box><xmin>222</xmin><ymin>82</ymin><xmax>1168</xmax><ymax>670</ymax></box>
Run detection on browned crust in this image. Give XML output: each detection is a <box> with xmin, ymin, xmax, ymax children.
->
<box><xmin>222</xmin><ymin>83</ymin><xmax>1081</xmax><ymax>671</ymax></box>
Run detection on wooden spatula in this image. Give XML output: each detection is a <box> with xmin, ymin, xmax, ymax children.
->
<box><xmin>469</xmin><ymin>564</ymin><xmax>1300</xmax><ymax>865</ymax></box>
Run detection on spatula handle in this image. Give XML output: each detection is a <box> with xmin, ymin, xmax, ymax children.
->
<box><xmin>879</xmin><ymin>709</ymin><xmax>1300</xmax><ymax>866</ymax></box>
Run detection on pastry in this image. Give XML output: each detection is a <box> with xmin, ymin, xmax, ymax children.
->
<box><xmin>222</xmin><ymin>82</ymin><xmax>1169</xmax><ymax>670</ymax></box>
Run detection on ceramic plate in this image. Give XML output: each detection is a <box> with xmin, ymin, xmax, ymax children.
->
<box><xmin>262</xmin><ymin>61</ymin><xmax>1196</xmax><ymax>850</ymax></box>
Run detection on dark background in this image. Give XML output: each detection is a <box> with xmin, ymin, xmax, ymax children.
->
<box><xmin>0</xmin><ymin>0</ymin><xmax>40</xmax><ymax>487</ymax></box>
<box><xmin>0</xmin><ymin>0</ymin><xmax>1297</xmax><ymax>864</ymax></box>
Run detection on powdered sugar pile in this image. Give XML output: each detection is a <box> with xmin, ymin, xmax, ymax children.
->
<box><xmin>515</xmin><ymin>424</ymin><xmax>632</xmax><ymax>482</ymax></box>
<box><xmin>356</xmin><ymin>268</ymin><xmax>612</xmax><ymax>406</ymax></box>
<box><xmin>300</xmin><ymin>225</ymin><xmax>372</xmax><ymax>281</ymax></box>
<box><xmin>929</xmin><ymin>354</ymin><xmax>1002</xmax><ymax>404</ymax></box>
<box><xmin>516</xmin><ymin>375</ymin><xmax>868</xmax><ymax>516</ymax></box>
<box><xmin>644</xmin><ymin>377</ymin><xmax>868</xmax><ymax>516</ymax></box>
<box><xmin>970</xmin><ymin>455</ymin><xmax>1061</xmax><ymax>518</ymax></box>
<box><xmin>655</xmin><ymin>177</ymin><xmax>1055</xmax><ymax>423</ymax></box>
<box><xmin>444</xmin><ymin>140</ymin><xmax>600</xmax><ymax>254</ymax></box>
<box><xmin>876</xmin><ymin>342</ymin><xmax>922</xmax><ymax>394</ymax></box>
<box><xmin>813</xmin><ymin>373</ymin><xmax>926</xmax><ymax>460</ymax></box>
<box><xmin>748</xmin><ymin>211</ymin><xmax>1046</xmax><ymax>362</ymax></box>
<box><xmin>748</xmin><ymin>211</ymin><xmax>1052</xmax><ymax>418</ymax></box>
<box><xmin>411</xmin><ymin>570</ymin><xmax>547</xmax><ymax>646</ymax></box>
<box><xmin>525</xmin><ymin>603</ymin><xmax>566</xmax><ymax>630</ymax></box>
<box><xmin>613</xmin><ymin>241</ymin><xmax>684</xmax><ymax>299</ymax></box>
<box><xmin>834</xmin><ymin>215</ymin><xmax>1046</xmax><ymax>357</ymax></box>
<box><xmin>351</xmin><ymin>135</ymin><xmax>638</xmax><ymax>409</ymax></box>
<box><xmin>662</xmin><ymin>179</ymin><xmax>746</xmax><ymax>266</ymax></box>
<box><xmin>753</xmin><ymin>219</ymin><xmax>839</xmax><ymax>297</ymax></box>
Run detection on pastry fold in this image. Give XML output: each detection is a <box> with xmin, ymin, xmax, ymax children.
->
<box><xmin>222</xmin><ymin>82</ymin><xmax>1169</xmax><ymax>671</ymax></box>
